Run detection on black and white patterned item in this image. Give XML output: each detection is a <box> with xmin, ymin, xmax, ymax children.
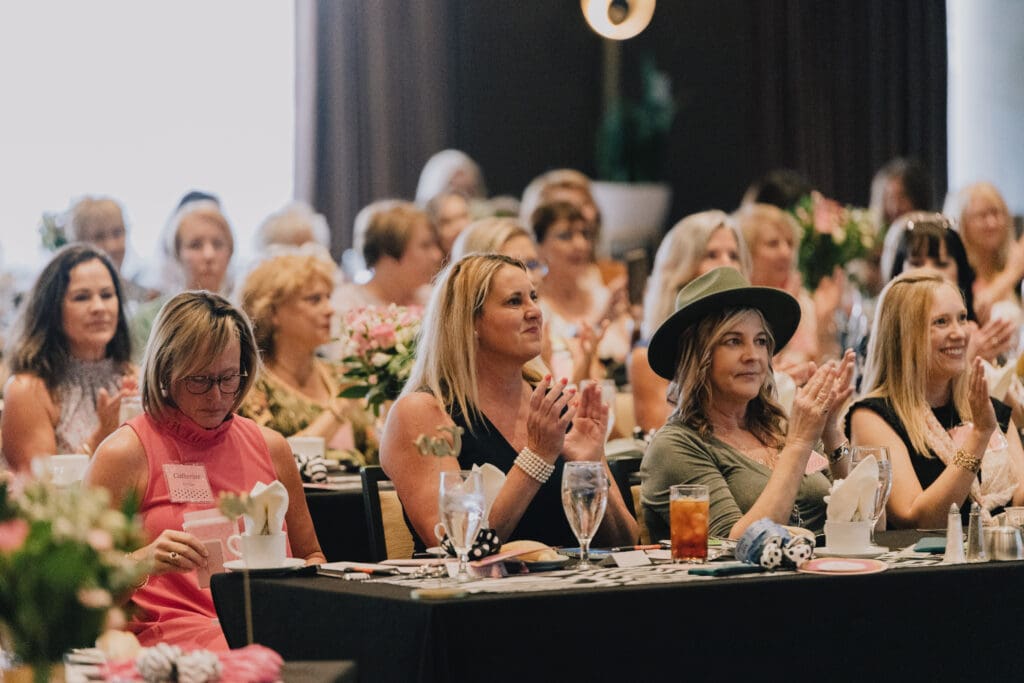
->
<box><xmin>736</xmin><ymin>517</ymin><xmax>814</xmax><ymax>570</ymax></box>
<box><xmin>440</xmin><ymin>528</ymin><xmax>501</xmax><ymax>560</ymax></box>
<box><xmin>292</xmin><ymin>451</ymin><xmax>329</xmax><ymax>483</ymax></box>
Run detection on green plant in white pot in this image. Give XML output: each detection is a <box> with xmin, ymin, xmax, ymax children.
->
<box><xmin>592</xmin><ymin>55</ymin><xmax>675</xmax><ymax>257</ymax></box>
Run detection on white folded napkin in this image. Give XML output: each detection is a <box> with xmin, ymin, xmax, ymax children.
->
<box><xmin>472</xmin><ymin>463</ymin><xmax>505</xmax><ymax>528</ymax></box>
<box><xmin>773</xmin><ymin>369</ymin><xmax>796</xmax><ymax>415</ymax></box>
<box><xmin>825</xmin><ymin>456</ymin><xmax>878</xmax><ymax>522</ymax></box>
<box><xmin>244</xmin><ymin>480</ymin><xmax>289</xmax><ymax>535</ymax></box>
<box><xmin>982</xmin><ymin>359</ymin><xmax>1017</xmax><ymax>402</ymax></box>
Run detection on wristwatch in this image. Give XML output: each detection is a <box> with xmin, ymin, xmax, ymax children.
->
<box><xmin>828</xmin><ymin>441</ymin><xmax>850</xmax><ymax>464</ymax></box>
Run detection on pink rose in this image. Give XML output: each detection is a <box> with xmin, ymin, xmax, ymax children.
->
<box><xmin>370</xmin><ymin>324</ymin><xmax>396</xmax><ymax>349</ymax></box>
<box><xmin>0</xmin><ymin>518</ymin><xmax>30</xmax><ymax>552</ymax></box>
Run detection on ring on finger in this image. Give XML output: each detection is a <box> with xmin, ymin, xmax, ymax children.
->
<box><xmin>168</xmin><ymin>551</ymin><xmax>179</xmax><ymax>561</ymax></box>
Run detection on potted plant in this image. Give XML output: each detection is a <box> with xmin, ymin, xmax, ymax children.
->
<box><xmin>592</xmin><ymin>54</ymin><xmax>675</xmax><ymax>257</ymax></box>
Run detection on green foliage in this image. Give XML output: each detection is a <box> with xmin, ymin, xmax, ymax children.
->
<box><xmin>595</xmin><ymin>55</ymin><xmax>676</xmax><ymax>182</ymax></box>
<box><xmin>0</xmin><ymin>480</ymin><xmax>147</xmax><ymax>667</ymax></box>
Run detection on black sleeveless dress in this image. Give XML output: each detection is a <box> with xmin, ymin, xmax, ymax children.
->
<box><xmin>408</xmin><ymin>404</ymin><xmax>577</xmax><ymax>551</ymax></box>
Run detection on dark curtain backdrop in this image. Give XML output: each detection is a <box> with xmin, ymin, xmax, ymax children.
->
<box><xmin>296</xmin><ymin>0</ymin><xmax>947</xmax><ymax>255</ymax></box>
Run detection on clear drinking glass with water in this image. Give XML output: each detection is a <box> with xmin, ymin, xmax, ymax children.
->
<box><xmin>438</xmin><ymin>470</ymin><xmax>485</xmax><ymax>582</ymax></box>
<box><xmin>851</xmin><ymin>446</ymin><xmax>892</xmax><ymax>544</ymax></box>
<box><xmin>561</xmin><ymin>461</ymin><xmax>609</xmax><ymax>569</ymax></box>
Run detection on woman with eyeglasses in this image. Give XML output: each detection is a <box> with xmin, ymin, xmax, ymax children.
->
<box><xmin>85</xmin><ymin>291</ymin><xmax>324</xmax><ymax>649</ymax></box>
<box><xmin>629</xmin><ymin>211</ymin><xmax>751</xmax><ymax>433</ymax></box>
<box><xmin>532</xmin><ymin>201</ymin><xmax>632</xmax><ymax>383</ymax></box>
<box><xmin>2</xmin><ymin>244</ymin><xmax>136</xmax><ymax>472</ymax></box>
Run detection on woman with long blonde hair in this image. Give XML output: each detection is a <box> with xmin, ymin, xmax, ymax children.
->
<box><xmin>849</xmin><ymin>271</ymin><xmax>1024</xmax><ymax>527</ymax></box>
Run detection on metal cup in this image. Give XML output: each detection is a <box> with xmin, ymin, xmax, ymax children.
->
<box><xmin>984</xmin><ymin>526</ymin><xmax>1024</xmax><ymax>561</ymax></box>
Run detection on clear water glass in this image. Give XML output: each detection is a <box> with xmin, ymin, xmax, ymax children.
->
<box><xmin>561</xmin><ymin>461</ymin><xmax>609</xmax><ymax>569</ymax></box>
<box><xmin>851</xmin><ymin>446</ymin><xmax>892</xmax><ymax>543</ymax></box>
<box><xmin>438</xmin><ymin>470</ymin><xmax>485</xmax><ymax>582</ymax></box>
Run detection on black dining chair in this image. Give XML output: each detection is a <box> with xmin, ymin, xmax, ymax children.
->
<box><xmin>360</xmin><ymin>465</ymin><xmax>415</xmax><ymax>562</ymax></box>
<box><xmin>606</xmin><ymin>455</ymin><xmax>643</xmax><ymax>518</ymax></box>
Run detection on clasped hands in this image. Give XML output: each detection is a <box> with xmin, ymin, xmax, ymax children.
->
<box><xmin>525</xmin><ymin>375</ymin><xmax>609</xmax><ymax>465</ymax></box>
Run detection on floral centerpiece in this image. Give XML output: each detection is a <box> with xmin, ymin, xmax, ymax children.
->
<box><xmin>0</xmin><ymin>478</ymin><xmax>147</xmax><ymax>680</ymax></box>
<box><xmin>793</xmin><ymin>191</ymin><xmax>879</xmax><ymax>290</ymax></box>
<box><xmin>336</xmin><ymin>304</ymin><xmax>422</xmax><ymax>417</ymax></box>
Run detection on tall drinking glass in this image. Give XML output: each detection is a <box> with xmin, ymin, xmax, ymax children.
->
<box><xmin>561</xmin><ymin>462</ymin><xmax>609</xmax><ymax>569</ymax></box>
<box><xmin>438</xmin><ymin>470</ymin><xmax>485</xmax><ymax>582</ymax></box>
<box><xmin>670</xmin><ymin>484</ymin><xmax>709</xmax><ymax>563</ymax></box>
<box><xmin>851</xmin><ymin>446</ymin><xmax>892</xmax><ymax>545</ymax></box>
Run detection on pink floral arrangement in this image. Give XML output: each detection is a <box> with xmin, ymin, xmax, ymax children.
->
<box><xmin>337</xmin><ymin>304</ymin><xmax>422</xmax><ymax>416</ymax></box>
<box><xmin>794</xmin><ymin>191</ymin><xmax>878</xmax><ymax>289</ymax></box>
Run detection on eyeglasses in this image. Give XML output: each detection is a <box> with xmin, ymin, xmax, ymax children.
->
<box><xmin>178</xmin><ymin>372</ymin><xmax>248</xmax><ymax>395</ymax></box>
<box><xmin>524</xmin><ymin>259</ymin><xmax>549</xmax><ymax>276</ymax></box>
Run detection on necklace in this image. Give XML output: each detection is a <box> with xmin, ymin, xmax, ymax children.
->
<box><xmin>715</xmin><ymin>429</ymin><xmax>778</xmax><ymax>469</ymax></box>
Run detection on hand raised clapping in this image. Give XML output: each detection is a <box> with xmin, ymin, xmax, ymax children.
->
<box><xmin>562</xmin><ymin>381</ymin><xmax>610</xmax><ymax>463</ymax></box>
<box><xmin>526</xmin><ymin>376</ymin><xmax>577</xmax><ymax>463</ymax></box>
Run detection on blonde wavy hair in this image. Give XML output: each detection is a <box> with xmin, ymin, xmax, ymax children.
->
<box><xmin>733</xmin><ymin>202</ymin><xmax>802</xmax><ymax>271</ymax></box>
<box><xmin>237</xmin><ymin>252</ymin><xmax>337</xmax><ymax>359</ymax></box>
<box><xmin>449</xmin><ymin>217</ymin><xmax>531</xmax><ymax>262</ymax></box>
<box><xmin>401</xmin><ymin>253</ymin><xmax>544</xmax><ymax>426</ymax></box>
<box><xmin>860</xmin><ymin>271</ymin><xmax>971</xmax><ymax>457</ymax></box>
<box><xmin>944</xmin><ymin>182</ymin><xmax>1012</xmax><ymax>273</ymax></box>
<box><xmin>641</xmin><ymin>211</ymin><xmax>751</xmax><ymax>339</ymax></box>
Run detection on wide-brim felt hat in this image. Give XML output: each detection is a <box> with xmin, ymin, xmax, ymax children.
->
<box><xmin>646</xmin><ymin>266</ymin><xmax>801</xmax><ymax>380</ymax></box>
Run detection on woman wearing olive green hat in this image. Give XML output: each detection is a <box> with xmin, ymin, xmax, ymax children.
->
<box><xmin>639</xmin><ymin>267</ymin><xmax>856</xmax><ymax>541</ymax></box>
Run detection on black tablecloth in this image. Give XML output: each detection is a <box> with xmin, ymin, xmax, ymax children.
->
<box><xmin>303</xmin><ymin>488</ymin><xmax>372</xmax><ymax>562</ymax></box>
<box><xmin>282</xmin><ymin>660</ymin><xmax>357</xmax><ymax>683</ymax></box>
<box><xmin>213</xmin><ymin>531</ymin><xmax>1020</xmax><ymax>682</ymax></box>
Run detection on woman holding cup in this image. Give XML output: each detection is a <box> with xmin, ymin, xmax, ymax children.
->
<box><xmin>639</xmin><ymin>267</ymin><xmax>855</xmax><ymax>542</ymax></box>
<box><xmin>381</xmin><ymin>254</ymin><xmax>636</xmax><ymax>551</ymax></box>
<box><xmin>85</xmin><ymin>291</ymin><xmax>324</xmax><ymax>649</ymax></box>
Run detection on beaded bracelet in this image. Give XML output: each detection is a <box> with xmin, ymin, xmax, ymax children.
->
<box><xmin>514</xmin><ymin>447</ymin><xmax>555</xmax><ymax>484</ymax></box>
<box><xmin>952</xmin><ymin>448</ymin><xmax>981</xmax><ymax>474</ymax></box>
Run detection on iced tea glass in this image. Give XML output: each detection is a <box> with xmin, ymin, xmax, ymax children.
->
<box><xmin>670</xmin><ymin>484</ymin><xmax>709</xmax><ymax>563</ymax></box>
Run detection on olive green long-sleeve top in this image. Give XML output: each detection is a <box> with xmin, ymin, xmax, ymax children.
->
<box><xmin>640</xmin><ymin>420</ymin><xmax>830</xmax><ymax>540</ymax></box>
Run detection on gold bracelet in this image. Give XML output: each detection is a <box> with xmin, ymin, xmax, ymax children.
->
<box><xmin>952</xmin><ymin>449</ymin><xmax>981</xmax><ymax>474</ymax></box>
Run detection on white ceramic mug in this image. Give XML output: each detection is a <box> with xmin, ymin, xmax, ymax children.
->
<box><xmin>287</xmin><ymin>436</ymin><xmax>326</xmax><ymax>460</ymax></box>
<box><xmin>227</xmin><ymin>532</ymin><xmax>287</xmax><ymax>568</ymax></box>
<box><xmin>32</xmin><ymin>454</ymin><xmax>90</xmax><ymax>487</ymax></box>
<box><xmin>824</xmin><ymin>519</ymin><xmax>873</xmax><ymax>552</ymax></box>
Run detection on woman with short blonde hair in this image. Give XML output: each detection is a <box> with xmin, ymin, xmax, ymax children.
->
<box><xmin>237</xmin><ymin>253</ymin><xmax>373</xmax><ymax>460</ymax></box>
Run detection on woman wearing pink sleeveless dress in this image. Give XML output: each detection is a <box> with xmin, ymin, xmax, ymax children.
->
<box><xmin>86</xmin><ymin>291</ymin><xmax>325</xmax><ymax>649</ymax></box>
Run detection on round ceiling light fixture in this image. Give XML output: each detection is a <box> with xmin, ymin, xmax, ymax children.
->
<box><xmin>581</xmin><ymin>0</ymin><xmax>656</xmax><ymax>40</ymax></box>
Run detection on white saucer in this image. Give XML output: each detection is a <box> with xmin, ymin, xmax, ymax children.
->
<box><xmin>815</xmin><ymin>545</ymin><xmax>888</xmax><ymax>559</ymax></box>
<box><xmin>224</xmin><ymin>557</ymin><xmax>306</xmax><ymax>572</ymax></box>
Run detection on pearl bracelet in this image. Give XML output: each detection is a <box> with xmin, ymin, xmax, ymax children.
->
<box><xmin>514</xmin><ymin>447</ymin><xmax>555</xmax><ymax>484</ymax></box>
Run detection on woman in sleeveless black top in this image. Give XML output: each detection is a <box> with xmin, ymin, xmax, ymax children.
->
<box><xmin>849</xmin><ymin>272</ymin><xmax>1024</xmax><ymax>529</ymax></box>
<box><xmin>381</xmin><ymin>254</ymin><xmax>637</xmax><ymax>553</ymax></box>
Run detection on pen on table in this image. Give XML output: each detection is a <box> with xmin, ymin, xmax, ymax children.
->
<box><xmin>344</xmin><ymin>566</ymin><xmax>402</xmax><ymax>576</ymax></box>
<box><xmin>608</xmin><ymin>544</ymin><xmax>664</xmax><ymax>552</ymax></box>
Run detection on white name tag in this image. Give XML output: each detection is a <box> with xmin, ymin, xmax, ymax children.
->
<box><xmin>163</xmin><ymin>463</ymin><xmax>215</xmax><ymax>504</ymax></box>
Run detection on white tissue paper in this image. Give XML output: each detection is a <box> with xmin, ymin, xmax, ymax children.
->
<box><xmin>472</xmin><ymin>463</ymin><xmax>506</xmax><ymax>528</ymax></box>
<box><xmin>825</xmin><ymin>456</ymin><xmax>878</xmax><ymax>522</ymax></box>
<box><xmin>982</xmin><ymin>359</ymin><xmax>1017</xmax><ymax>402</ymax></box>
<box><xmin>245</xmin><ymin>480</ymin><xmax>289</xmax><ymax>535</ymax></box>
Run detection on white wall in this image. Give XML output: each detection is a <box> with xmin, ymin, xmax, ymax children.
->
<box><xmin>947</xmin><ymin>0</ymin><xmax>1024</xmax><ymax>215</ymax></box>
<box><xmin>0</xmin><ymin>1</ymin><xmax>295</xmax><ymax>289</ymax></box>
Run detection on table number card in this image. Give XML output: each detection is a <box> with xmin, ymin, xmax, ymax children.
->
<box><xmin>163</xmin><ymin>463</ymin><xmax>215</xmax><ymax>504</ymax></box>
<box><xmin>610</xmin><ymin>550</ymin><xmax>653</xmax><ymax>567</ymax></box>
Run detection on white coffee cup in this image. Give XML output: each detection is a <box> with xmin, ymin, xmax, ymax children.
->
<box><xmin>287</xmin><ymin>436</ymin><xmax>326</xmax><ymax>460</ymax></box>
<box><xmin>32</xmin><ymin>454</ymin><xmax>90</xmax><ymax>487</ymax></box>
<box><xmin>824</xmin><ymin>519</ymin><xmax>873</xmax><ymax>552</ymax></box>
<box><xmin>227</xmin><ymin>532</ymin><xmax>288</xmax><ymax>568</ymax></box>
